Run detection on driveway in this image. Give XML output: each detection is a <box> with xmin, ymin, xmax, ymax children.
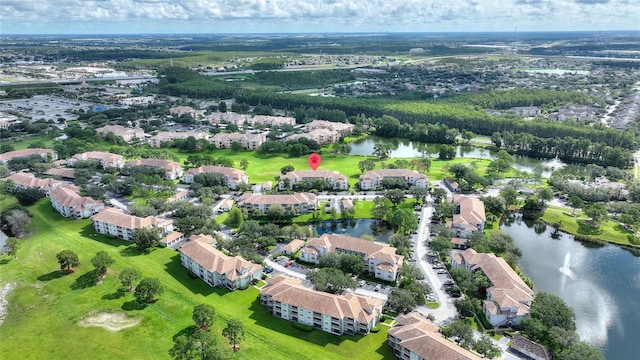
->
<box><xmin>413</xmin><ymin>203</ymin><xmax>458</xmax><ymax>324</ymax></box>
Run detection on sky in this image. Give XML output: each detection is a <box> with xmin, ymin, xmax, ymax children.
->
<box><xmin>1</xmin><ymin>0</ymin><xmax>638</xmax><ymax>35</ymax></box>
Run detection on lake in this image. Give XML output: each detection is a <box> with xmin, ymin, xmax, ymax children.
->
<box><xmin>348</xmin><ymin>136</ymin><xmax>566</xmax><ymax>177</ymax></box>
<box><xmin>500</xmin><ymin>217</ymin><xmax>640</xmax><ymax>360</ymax></box>
<box><xmin>314</xmin><ymin>219</ymin><xmax>393</xmax><ymax>243</ymax></box>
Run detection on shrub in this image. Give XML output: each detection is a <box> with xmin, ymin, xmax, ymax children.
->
<box><xmin>293</xmin><ymin>323</ymin><xmax>314</xmax><ymax>332</ymax></box>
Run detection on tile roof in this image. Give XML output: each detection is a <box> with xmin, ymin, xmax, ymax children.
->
<box><xmin>91</xmin><ymin>207</ymin><xmax>172</xmax><ymax>230</ymax></box>
<box><xmin>239</xmin><ymin>192</ymin><xmax>316</xmax><ymax>206</ymax></box>
<box><xmin>50</xmin><ymin>186</ymin><xmax>103</xmax><ymax>212</ymax></box>
<box><xmin>6</xmin><ymin>172</ymin><xmax>65</xmax><ymax>192</ymax></box>
<box><xmin>0</xmin><ymin>148</ymin><xmax>56</xmax><ymax>164</ymax></box>
<box><xmin>283</xmin><ymin>239</ymin><xmax>305</xmax><ymax>253</ymax></box>
<box><xmin>180</xmin><ymin>234</ymin><xmax>261</xmax><ymax>281</ymax></box>
<box><xmin>43</xmin><ymin>168</ymin><xmax>77</xmax><ymax>179</ymax></box>
<box><xmin>388</xmin><ymin>312</ymin><xmax>482</xmax><ymax>360</ymax></box>
<box><xmin>186</xmin><ymin>165</ymin><xmax>247</xmax><ymax>181</ymax></box>
<box><xmin>279</xmin><ymin>169</ymin><xmax>347</xmax><ymax>183</ymax></box>
<box><xmin>72</xmin><ymin>151</ymin><xmax>124</xmax><ymax>167</ymax></box>
<box><xmin>261</xmin><ymin>275</ymin><xmax>383</xmax><ymax>324</ymax></box>
<box><xmin>360</xmin><ymin>169</ymin><xmax>428</xmax><ymax>182</ymax></box>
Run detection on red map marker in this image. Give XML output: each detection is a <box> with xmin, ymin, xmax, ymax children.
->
<box><xmin>308</xmin><ymin>153</ymin><xmax>321</xmax><ymax>171</ymax></box>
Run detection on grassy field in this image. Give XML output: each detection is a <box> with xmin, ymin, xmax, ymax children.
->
<box><xmin>541</xmin><ymin>205</ymin><xmax>638</xmax><ymax>248</ymax></box>
<box><xmin>0</xmin><ymin>198</ymin><xmax>394</xmax><ymax>360</ymax></box>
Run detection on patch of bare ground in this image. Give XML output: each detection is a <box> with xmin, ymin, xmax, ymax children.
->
<box><xmin>0</xmin><ymin>282</ymin><xmax>17</xmax><ymax>326</ymax></box>
<box><xmin>78</xmin><ymin>309</ymin><xmax>141</xmax><ymax>331</ymax></box>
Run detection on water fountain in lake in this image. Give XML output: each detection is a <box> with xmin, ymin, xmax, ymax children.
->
<box><xmin>559</xmin><ymin>251</ymin><xmax>577</xmax><ymax>281</ymax></box>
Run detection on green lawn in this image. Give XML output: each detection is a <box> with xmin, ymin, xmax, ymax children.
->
<box><xmin>0</xmin><ymin>199</ymin><xmax>394</xmax><ymax>360</ymax></box>
<box><xmin>541</xmin><ymin>205</ymin><xmax>638</xmax><ymax>248</ymax></box>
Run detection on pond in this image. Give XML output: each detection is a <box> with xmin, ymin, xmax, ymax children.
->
<box><xmin>313</xmin><ymin>219</ymin><xmax>393</xmax><ymax>243</ymax></box>
<box><xmin>500</xmin><ymin>217</ymin><xmax>640</xmax><ymax>360</ymax></box>
<box><xmin>348</xmin><ymin>136</ymin><xmax>566</xmax><ymax>177</ymax></box>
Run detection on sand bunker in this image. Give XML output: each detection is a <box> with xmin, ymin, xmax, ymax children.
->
<box><xmin>0</xmin><ymin>282</ymin><xmax>17</xmax><ymax>326</ymax></box>
<box><xmin>79</xmin><ymin>310</ymin><xmax>140</xmax><ymax>331</ymax></box>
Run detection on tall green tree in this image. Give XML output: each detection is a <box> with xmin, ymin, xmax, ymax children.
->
<box><xmin>193</xmin><ymin>304</ymin><xmax>216</xmax><ymax>330</ymax></box>
<box><xmin>225</xmin><ymin>207</ymin><xmax>244</xmax><ymax>228</ymax></box>
<box><xmin>119</xmin><ymin>268</ymin><xmax>142</xmax><ymax>291</ymax></box>
<box><xmin>132</xmin><ymin>227</ymin><xmax>162</xmax><ymax>251</ymax></box>
<box><xmin>56</xmin><ymin>249</ymin><xmax>80</xmax><ymax>272</ymax></box>
<box><xmin>91</xmin><ymin>251</ymin><xmax>114</xmax><ymax>277</ymax></box>
<box><xmin>5</xmin><ymin>237</ymin><xmax>20</xmax><ymax>259</ymax></box>
<box><xmin>222</xmin><ymin>318</ymin><xmax>245</xmax><ymax>352</ymax></box>
<box><xmin>134</xmin><ymin>277</ymin><xmax>164</xmax><ymax>303</ymax></box>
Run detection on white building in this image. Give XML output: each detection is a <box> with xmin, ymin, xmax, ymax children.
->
<box><xmin>238</xmin><ymin>193</ymin><xmax>317</xmax><ymax>215</ymax></box>
<box><xmin>182</xmin><ymin>166</ymin><xmax>248</xmax><ymax>189</ymax></box>
<box><xmin>95</xmin><ymin>125</ymin><xmax>145</xmax><ymax>143</ymax></box>
<box><xmin>49</xmin><ymin>186</ymin><xmax>105</xmax><ymax>219</ymax></box>
<box><xmin>70</xmin><ymin>151</ymin><xmax>125</xmax><ymax>168</ymax></box>
<box><xmin>127</xmin><ymin>159</ymin><xmax>184</xmax><ymax>180</ymax></box>
<box><xmin>211</xmin><ymin>133</ymin><xmax>266</xmax><ymax>150</ymax></box>
<box><xmin>260</xmin><ymin>275</ymin><xmax>384</xmax><ymax>336</ymax></box>
<box><xmin>278</xmin><ymin>170</ymin><xmax>348</xmax><ymax>191</ymax></box>
<box><xmin>299</xmin><ymin>233</ymin><xmax>404</xmax><ymax>281</ymax></box>
<box><xmin>359</xmin><ymin>169</ymin><xmax>428</xmax><ymax>190</ymax></box>
<box><xmin>148</xmin><ymin>131</ymin><xmax>209</xmax><ymax>148</ymax></box>
<box><xmin>180</xmin><ymin>234</ymin><xmax>263</xmax><ymax>290</ymax></box>
<box><xmin>0</xmin><ymin>148</ymin><xmax>57</xmax><ymax>165</ymax></box>
<box><xmin>90</xmin><ymin>208</ymin><xmax>175</xmax><ymax>241</ymax></box>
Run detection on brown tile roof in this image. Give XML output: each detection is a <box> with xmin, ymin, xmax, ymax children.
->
<box><xmin>261</xmin><ymin>275</ymin><xmax>383</xmax><ymax>324</ymax></box>
<box><xmin>279</xmin><ymin>169</ymin><xmax>347</xmax><ymax>183</ymax></box>
<box><xmin>160</xmin><ymin>231</ymin><xmax>184</xmax><ymax>245</ymax></box>
<box><xmin>50</xmin><ymin>186</ymin><xmax>103</xmax><ymax>212</ymax></box>
<box><xmin>180</xmin><ymin>234</ymin><xmax>261</xmax><ymax>281</ymax></box>
<box><xmin>239</xmin><ymin>192</ymin><xmax>316</xmax><ymax>206</ymax></box>
<box><xmin>72</xmin><ymin>151</ymin><xmax>124</xmax><ymax>167</ymax></box>
<box><xmin>6</xmin><ymin>172</ymin><xmax>65</xmax><ymax>192</ymax></box>
<box><xmin>127</xmin><ymin>158</ymin><xmax>182</xmax><ymax>171</ymax></box>
<box><xmin>90</xmin><ymin>207</ymin><xmax>173</xmax><ymax>230</ymax></box>
<box><xmin>510</xmin><ymin>335</ymin><xmax>553</xmax><ymax>360</ymax></box>
<box><xmin>360</xmin><ymin>169</ymin><xmax>428</xmax><ymax>182</ymax></box>
<box><xmin>283</xmin><ymin>239</ymin><xmax>305</xmax><ymax>253</ymax></box>
<box><xmin>43</xmin><ymin>168</ymin><xmax>77</xmax><ymax>179</ymax></box>
<box><xmin>186</xmin><ymin>165</ymin><xmax>246</xmax><ymax>181</ymax></box>
<box><xmin>388</xmin><ymin>312</ymin><xmax>483</xmax><ymax>360</ymax></box>
<box><xmin>0</xmin><ymin>148</ymin><xmax>56</xmax><ymax>164</ymax></box>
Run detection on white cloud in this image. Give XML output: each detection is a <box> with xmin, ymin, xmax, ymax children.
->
<box><xmin>0</xmin><ymin>0</ymin><xmax>638</xmax><ymax>33</ymax></box>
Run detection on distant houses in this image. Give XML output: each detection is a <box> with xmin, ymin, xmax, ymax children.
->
<box><xmin>182</xmin><ymin>166</ymin><xmax>248</xmax><ymax>189</ymax></box>
<box><xmin>299</xmin><ymin>233</ymin><xmax>404</xmax><ymax>281</ymax></box>
<box><xmin>70</xmin><ymin>151</ymin><xmax>125</xmax><ymax>168</ymax></box>
<box><xmin>207</xmin><ymin>112</ymin><xmax>295</xmax><ymax>127</ymax></box>
<box><xmin>278</xmin><ymin>170</ymin><xmax>348</xmax><ymax>191</ymax></box>
<box><xmin>90</xmin><ymin>207</ymin><xmax>176</xmax><ymax>242</ymax></box>
<box><xmin>259</xmin><ymin>275</ymin><xmax>384</xmax><ymax>336</ymax></box>
<box><xmin>179</xmin><ymin>234</ymin><xmax>263</xmax><ymax>290</ymax></box>
<box><xmin>95</xmin><ymin>125</ymin><xmax>145</xmax><ymax>143</ymax></box>
<box><xmin>148</xmin><ymin>131</ymin><xmax>209</xmax><ymax>148</ymax></box>
<box><xmin>211</xmin><ymin>133</ymin><xmax>266</xmax><ymax>150</ymax></box>
<box><xmin>359</xmin><ymin>169</ymin><xmax>428</xmax><ymax>190</ymax></box>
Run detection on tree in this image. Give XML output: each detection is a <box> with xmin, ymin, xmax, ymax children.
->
<box><xmin>266</xmin><ymin>204</ymin><xmax>286</xmax><ymax>220</ymax></box>
<box><xmin>387</xmin><ymin>288</ymin><xmax>418</xmax><ymax>314</ymax></box>
<box><xmin>438</xmin><ymin>145</ymin><xmax>456</xmax><ymax>160</ymax></box>
<box><xmin>56</xmin><ymin>250</ymin><xmax>80</xmax><ymax>272</ymax></box>
<box><xmin>373</xmin><ymin>143</ymin><xmax>391</xmax><ymax>160</ymax></box>
<box><xmin>119</xmin><ymin>268</ymin><xmax>142</xmax><ymax>291</ymax></box>
<box><xmin>134</xmin><ymin>277</ymin><xmax>164</xmax><ymax>303</ymax></box>
<box><xmin>384</xmin><ymin>189</ymin><xmax>406</xmax><ymax>206</ymax></box>
<box><xmin>91</xmin><ymin>251</ymin><xmax>114</xmax><ymax>278</ymax></box>
<box><xmin>13</xmin><ymin>188</ymin><xmax>46</xmax><ymax>206</ymax></box>
<box><xmin>500</xmin><ymin>185</ymin><xmax>519</xmax><ymax>209</ymax></box>
<box><xmin>222</xmin><ymin>318</ymin><xmax>245</xmax><ymax>352</ymax></box>
<box><xmin>318</xmin><ymin>252</ymin><xmax>341</xmax><ymax>269</ymax></box>
<box><xmin>225</xmin><ymin>207</ymin><xmax>244</xmax><ymax>228</ymax></box>
<box><xmin>280</xmin><ymin>164</ymin><xmax>294</xmax><ymax>174</ymax></box>
<box><xmin>531</xmin><ymin>292</ymin><xmax>576</xmax><ymax>332</ymax></box>
<box><xmin>339</xmin><ymin>254</ymin><xmax>365</xmax><ymax>276</ymax></box>
<box><xmin>306</xmin><ymin>268</ymin><xmax>357</xmax><ymax>294</ymax></box>
<box><xmin>371</xmin><ymin>196</ymin><xmax>393</xmax><ymax>221</ymax></box>
<box><xmin>474</xmin><ymin>336</ymin><xmax>502</xmax><ymax>359</ymax></box>
<box><xmin>193</xmin><ymin>304</ymin><xmax>216</xmax><ymax>330</ymax></box>
<box><xmin>230</xmin><ymin>141</ymin><xmax>243</xmax><ymax>153</ymax></box>
<box><xmin>568</xmin><ymin>195</ymin><xmax>584</xmax><ymax>215</ymax></box>
<box><xmin>584</xmin><ymin>204</ymin><xmax>607</xmax><ymax>227</ymax></box>
<box><xmin>170</xmin><ymin>329</ymin><xmax>231</xmax><ymax>360</ymax></box>
<box><xmin>537</xmin><ymin>188</ymin><xmax>553</xmax><ymax>206</ymax></box>
<box><xmin>5</xmin><ymin>237</ymin><xmax>19</xmax><ymax>259</ymax></box>
<box><xmin>387</xmin><ymin>208</ymin><xmax>418</xmax><ymax>234</ymax></box>
<box><xmin>461</xmin><ymin>130</ymin><xmax>475</xmax><ymax>144</ymax></box>
<box><xmin>357</xmin><ymin>159</ymin><xmax>376</xmax><ymax>174</ymax></box>
<box><xmin>239</xmin><ymin>158</ymin><xmax>249</xmax><ymax>170</ymax></box>
<box><xmin>132</xmin><ymin>227</ymin><xmax>162</xmax><ymax>251</ymax></box>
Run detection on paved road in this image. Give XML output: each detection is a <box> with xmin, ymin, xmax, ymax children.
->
<box><xmin>413</xmin><ymin>204</ymin><xmax>458</xmax><ymax>325</ymax></box>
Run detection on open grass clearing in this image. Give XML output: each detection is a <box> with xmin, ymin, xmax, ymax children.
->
<box><xmin>0</xmin><ymin>198</ymin><xmax>394</xmax><ymax>360</ymax></box>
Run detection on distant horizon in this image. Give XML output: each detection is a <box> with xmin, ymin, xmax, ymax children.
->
<box><xmin>2</xmin><ymin>0</ymin><xmax>638</xmax><ymax>36</ymax></box>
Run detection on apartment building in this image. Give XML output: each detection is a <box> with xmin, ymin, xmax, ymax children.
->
<box><xmin>169</xmin><ymin>105</ymin><xmax>205</xmax><ymax>120</ymax></box>
<box><xmin>148</xmin><ymin>131</ymin><xmax>209</xmax><ymax>148</ymax></box>
<box><xmin>446</xmin><ymin>196</ymin><xmax>486</xmax><ymax>238</ymax></box>
<box><xmin>287</xmin><ymin>128</ymin><xmax>339</xmax><ymax>145</ymax></box>
<box><xmin>182</xmin><ymin>166</ymin><xmax>248</xmax><ymax>189</ymax></box>
<box><xmin>387</xmin><ymin>312</ymin><xmax>483</xmax><ymax>360</ymax></box>
<box><xmin>95</xmin><ymin>125</ymin><xmax>145</xmax><ymax>143</ymax></box>
<box><xmin>359</xmin><ymin>169</ymin><xmax>429</xmax><ymax>190</ymax></box>
<box><xmin>90</xmin><ymin>207</ymin><xmax>175</xmax><ymax>241</ymax></box>
<box><xmin>306</xmin><ymin>120</ymin><xmax>355</xmax><ymax>135</ymax></box>
<box><xmin>211</xmin><ymin>133</ymin><xmax>266</xmax><ymax>150</ymax></box>
<box><xmin>278</xmin><ymin>169</ymin><xmax>348</xmax><ymax>191</ymax></box>
<box><xmin>127</xmin><ymin>159</ymin><xmax>184</xmax><ymax>180</ymax></box>
<box><xmin>299</xmin><ymin>233</ymin><xmax>404</xmax><ymax>281</ymax></box>
<box><xmin>451</xmin><ymin>249</ymin><xmax>534</xmax><ymax>327</ymax></box>
<box><xmin>49</xmin><ymin>186</ymin><xmax>105</xmax><ymax>219</ymax></box>
<box><xmin>0</xmin><ymin>148</ymin><xmax>57</xmax><ymax>165</ymax></box>
<box><xmin>179</xmin><ymin>234</ymin><xmax>263</xmax><ymax>290</ymax></box>
<box><xmin>6</xmin><ymin>172</ymin><xmax>65</xmax><ymax>194</ymax></box>
<box><xmin>260</xmin><ymin>275</ymin><xmax>384</xmax><ymax>336</ymax></box>
<box><xmin>207</xmin><ymin>112</ymin><xmax>295</xmax><ymax>127</ymax></box>
<box><xmin>238</xmin><ymin>193</ymin><xmax>317</xmax><ymax>215</ymax></box>
<box><xmin>70</xmin><ymin>151</ymin><xmax>125</xmax><ymax>168</ymax></box>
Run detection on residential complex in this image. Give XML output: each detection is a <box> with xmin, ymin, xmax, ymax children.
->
<box><xmin>359</xmin><ymin>169</ymin><xmax>428</xmax><ymax>190</ymax></box>
<box><xmin>299</xmin><ymin>233</ymin><xmax>404</xmax><ymax>281</ymax></box>
<box><xmin>306</xmin><ymin>120</ymin><xmax>355</xmax><ymax>135</ymax></box>
<box><xmin>6</xmin><ymin>172</ymin><xmax>65</xmax><ymax>194</ymax></box>
<box><xmin>95</xmin><ymin>124</ymin><xmax>145</xmax><ymax>143</ymax></box>
<box><xmin>182</xmin><ymin>165</ymin><xmax>248</xmax><ymax>189</ymax></box>
<box><xmin>179</xmin><ymin>234</ymin><xmax>263</xmax><ymax>290</ymax></box>
<box><xmin>49</xmin><ymin>186</ymin><xmax>105</xmax><ymax>219</ymax></box>
<box><xmin>446</xmin><ymin>196</ymin><xmax>486</xmax><ymax>238</ymax></box>
<box><xmin>70</xmin><ymin>151</ymin><xmax>125</xmax><ymax>168</ymax></box>
<box><xmin>0</xmin><ymin>148</ymin><xmax>57</xmax><ymax>165</ymax></box>
<box><xmin>90</xmin><ymin>207</ymin><xmax>175</xmax><ymax>241</ymax></box>
<box><xmin>127</xmin><ymin>158</ymin><xmax>184</xmax><ymax>180</ymax></box>
<box><xmin>278</xmin><ymin>169</ymin><xmax>348</xmax><ymax>191</ymax></box>
<box><xmin>451</xmin><ymin>249</ymin><xmax>534</xmax><ymax>327</ymax></box>
<box><xmin>387</xmin><ymin>312</ymin><xmax>483</xmax><ymax>360</ymax></box>
<box><xmin>207</xmin><ymin>112</ymin><xmax>295</xmax><ymax>127</ymax></box>
<box><xmin>259</xmin><ymin>275</ymin><xmax>384</xmax><ymax>336</ymax></box>
<box><xmin>238</xmin><ymin>193</ymin><xmax>317</xmax><ymax>215</ymax></box>
<box><xmin>287</xmin><ymin>128</ymin><xmax>340</xmax><ymax>144</ymax></box>
<box><xmin>211</xmin><ymin>133</ymin><xmax>266</xmax><ymax>150</ymax></box>
<box><xmin>148</xmin><ymin>131</ymin><xmax>209</xmax><ymax>148</ymax></box>
<box><xmin>169</xmin><ymin>105</ymin><xmax>205</xmax><ymax>120</ymax></box>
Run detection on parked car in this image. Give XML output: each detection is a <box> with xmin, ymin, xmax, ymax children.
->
<box><xmin>265</xmin><ymin>267</ymin><xmax>274</xmax><ymax>274</ymax></box>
